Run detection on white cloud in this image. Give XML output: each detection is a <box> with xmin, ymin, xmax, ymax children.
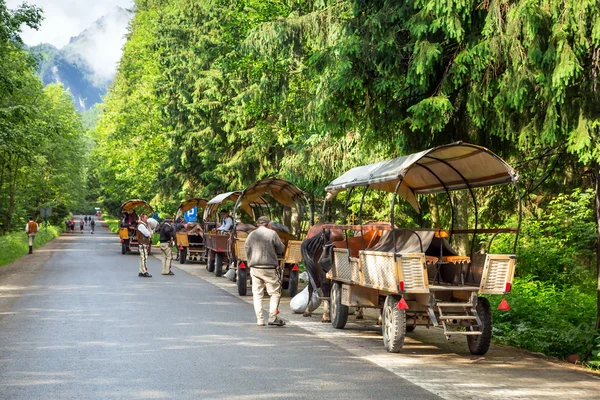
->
<box><xmin>6</xmin><ymin>0</ymin><xmax>133</xmax><ymax>48</ymax></box>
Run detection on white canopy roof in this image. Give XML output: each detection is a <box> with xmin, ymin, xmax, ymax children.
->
<box><xmin>325</xmin><ymin>143</ymin><xmax>518</xmax><ymax>210</ymax></box>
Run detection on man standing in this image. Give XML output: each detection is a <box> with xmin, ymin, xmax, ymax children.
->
<box><xmin>217</xmin><ymin>209</ymin><xmax>233</xmax><ymax>231</ymax></box>
<box><xmin>245</xmin><ymin>216</ymin><xmax>286</xmax><ymax>326</ymax></box>
<box><xmin>25</xmin><ymin>217</ymin><xmax>38</xmax><ymax>254</ymax></box>
<box><xmin>137</xmin><ymin>214</ymin><xmax>152</xmax><ymax>278</ymax></box>
<box><xmin>90</xmin><ymin>218</ymin><xmax>95</xmax><ymax>234</ymax></box>
<box><xmin>159</xmin><ymin>218</ymin><xmax>175</xmax><ymax>276</ymax></box>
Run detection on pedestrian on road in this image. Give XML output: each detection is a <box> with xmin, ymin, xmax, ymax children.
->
<box><xmin>158</xmin><ymin>218</ymin><xmax>175</xmax><ymax>275</ymax></box>
<box><xmin>70</xmin><ymin>219</ymin><xmax>75</xmax><ymax>233</ymax></box>
<box><xmin>25</xmin><ymin>217</ymin><xmax>38</xmax><ymax>254</ymax></box>
<box><xmin>65</xmin><ymin>219</ymin><xmax>70</xmax><ymax>232</ymax></box>
<box><xmin>137</xmin><ymin>214</ymin><xmax>152</xmax><ymax>278</ymax></box>
<box><xmin>90</xmin><ymin>218</ymin><xmax>95</xmax><ymax>234</ymax></box>
<box><xmin>79</xmin><ymin>219</ymin><xmax>84</xmax><ymax>234</ymax></box>
<box><xmin>245</xmin><ymin>216</ymin><xmax>286</xmax><ymax>326</ymax></box>
<box><xmin>84</xmin><ymin>216</ymin><xmax>88</xmax><ymax>225</ymax></box>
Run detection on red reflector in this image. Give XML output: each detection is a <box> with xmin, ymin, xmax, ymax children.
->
<box><xmin>239</xmin><ymin>261</ymin><xmax>246</xmax><ymax>269</ymax></box>
<box><xmin>292</xmin><ymin>264</ymin><xmax>299</xmax><ymax>271</ymax></box>
<box><xmin>396</xmin><ymin>297</ymin><xmax>409</xmax><ymax>310</ymax></box>
<box><xmin>505</xmin><ymin>282</ymin><xmax>512</xmax><ymax>293</ymax></box>
<box><xmin>276</xmin><ymin>309</ymin><xmax>280</xmax><ymax>314</ymax></box>
<box><xmin>399</xmin><ymin>281</ymin><xmax>405</xmax><ymax>291</ymax></box>
<box><xmin>179</xmin><ymin>246</ymin><xmax>183</xmax><ymax>250</ymax></box>
<box><xmin>217</xmin><ymin>248</ymin><xmax>221</xmax><ymax>252</ymax></box>
<box><xmin>120</xmin><ymin>239</ymin><xmax>124</xmax><ymax>243</ymax></box>
<box><xmin>498</xmin><ymin>298</ymin><xmax>510</xmax><ymax>311</ymax></box>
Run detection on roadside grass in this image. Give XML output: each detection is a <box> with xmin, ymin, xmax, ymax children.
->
<box><xmin>0</xmin><ymin>225</ymin><xmax>63</xmax><ymax>267</ymax></box>
<box><xmin>489</xmin><ymin>277</ymin><xmax>597</xmax><ymax>362</ymax></box>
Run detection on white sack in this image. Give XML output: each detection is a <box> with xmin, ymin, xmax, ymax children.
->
<box><xmin>290</xmin><ymin>285</ymin><xmax>321</xmax><ymax>314</ymax></box>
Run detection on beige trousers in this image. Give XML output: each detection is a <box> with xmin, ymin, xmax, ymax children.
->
<box><xmin>160</xmin><ymin>243</ymin><xmax>172</xmax><ymax>274</ymax></box>
<box><xmin>250</xmin><ymin>267</ymin><xmax>281</xmax><ymax>324</ymax></box>
<box><xmin>27</xmin><ymin>233</ymin><xmax>36</xmax><ymax>246</ymax></box>
<box><xmin>139</xmin><ymin>244</ymin><xmax>148</xmax><ymax>274</ymax></box>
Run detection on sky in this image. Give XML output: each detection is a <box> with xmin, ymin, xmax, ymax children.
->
<box><xmin>6</xmin><ymin>0</ymin><xmax>133</xmax><ymax>48</ymax></box>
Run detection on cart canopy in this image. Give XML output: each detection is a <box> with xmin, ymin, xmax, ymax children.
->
<box><xmin>325</xmin><ymin>142</ymin><xmax>518</xmax><ymax>211</ymax></box>
<box><xmin>176</xmin><ymin>198</ymin><xmax>208</xmax><ymax>219</ymax></box>
<box><xmin>239</xmin><ymin>178</ymin><xmax>307</xmax><ymax>208</ymax></box>
<box><xmin>204</xmin><ymin>191</ymin><xmax>267</xmax><ymax>221</ymax></box>
<box><xmin>120</xmin><ymin>199</ymin><xmax>153</xmax><ymax>213</ymax></box>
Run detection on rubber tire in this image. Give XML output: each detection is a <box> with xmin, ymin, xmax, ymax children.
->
<box><xmin>467</xmin><ymin>297</ymin><xmax>493</xmax><ymax>355</ymax></box>
<box><xmin>121</xmin><ymin>243</ymin><xmax>127</xmax><ymax>254</ymax></box>
<box><xmin>237</xmin><ymin>267</ymin><xmax>247</xmax><ymax>296</ymax></box>
<box><xmin>330</xmin><ymin>282</ymin><xmax>349</xmax><ymax>329</ymax></box>
<box><xmin>288</xmin><ymin>269</ymin><xmax>299</xmax><ymax>297</ymax></box>
<box><xmin>215</xmin><ymin>252</ymin><xmax>224</xmax><ymax>277</ymax></box>
<box><xmin>207</xmin><ymin>251</ymin><xmax>215</xmax><ymax>272</ymax></box>
<box><xmin>179</xmin><ymin>248</ymin><xmax>187</xmax><ymax>264</ymax></box>
<box><xmin>382</xmin><ymin>295</ymin><xmax>406</xmax><ymax>353</ymax></box>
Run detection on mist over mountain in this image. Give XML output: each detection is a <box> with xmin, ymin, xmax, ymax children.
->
<box><xmin>30</xmin><ymin>6</ymin><xmax>132</xmax><ymax>112</ymax></box>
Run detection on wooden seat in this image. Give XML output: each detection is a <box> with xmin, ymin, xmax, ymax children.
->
<box><xmin>426</xmin><ymin>256</ymin><xmax>439</xmax><ymax>264</ymax></box>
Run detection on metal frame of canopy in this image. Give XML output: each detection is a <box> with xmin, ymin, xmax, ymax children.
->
<box><xmin>174</xmin><ymin>198</ymin><xmax>208</xmax><ymax>264</ymax></box>
<box><xmin>120</xmin><ymin>199</ymin><xmax>153</xmax><ymax>213</ymax></box>
<box><xmin>319</xmin><ymin>142</ymin><xmax>522</xmax><ymax>356</ymax></box>
<box><xmin>231</xmin><ymin>178</ymin><xmax>313</xmax><ymax>297</ymax></box>
<box><xmin>323</xmin><ymin>141</ymin><xmax>522</xmax><ymax>255</ymax></box>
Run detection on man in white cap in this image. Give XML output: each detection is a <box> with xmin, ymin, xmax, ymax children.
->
<box><xmin>245</xmin><ymin>216</ymin><xmax>286</xmax><ymax>326</ymax></box>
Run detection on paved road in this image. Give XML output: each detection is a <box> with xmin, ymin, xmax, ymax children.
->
<box><xmin>0</xmin><ymin>219</ymin><xmax>438</xmax><ymax>400</ymax></box>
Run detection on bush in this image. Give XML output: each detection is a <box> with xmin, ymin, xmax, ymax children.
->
<box><xmin>0</xmin><ymin>225</ymin><xmax>63</xmax><ymax>266</ymax></box>
<box><xmin>490</xmin><ymin>277</ymin><xmax>597</xmax><ymax>359</ymax></box>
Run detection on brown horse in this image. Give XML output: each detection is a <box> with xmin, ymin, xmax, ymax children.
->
<box><xmin>301</xmin><ymin>223</ymin><xmax>344</xmax><ymax>322</ymax></box>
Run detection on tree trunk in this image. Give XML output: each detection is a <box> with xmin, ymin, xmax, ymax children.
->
<box><xmin>594</xmin><ymin>161</ymin><xmax>600</xmax><ymax>330</ymax></box>
<box><xmin>429</xmin><ymin>196</ymin><xmax>440</xmax><ymax>228</ymax></box>
<box><xmin>454</xmin><ymin>190</ymin><xmax>470</xmax><ymax>256</ymax></box>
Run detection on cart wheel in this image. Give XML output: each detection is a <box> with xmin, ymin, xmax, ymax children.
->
<box><xmin>215</xmin><ymin>252</ymin><xmax>223</xmax><ymax>277</ymax></box>
<box><xmin>121</xmin><ymin>243</ymin><xmax>127</xmax><ymax>254</ymax></box>
<box><xmin>467</xmin><ymin>297</ymin><xmax>492</xmax><ymax>355</ymax></box>
<box><xmin>179</xmin><ymin>248</ymin><xmax>187</xmax><ymax>264</ymax></box>
<box><xmin>330</xmin><ymin>282</ymin><xmax>348</xmax><ymax>329</ymax></box>
<box><xmin>288</xmin><ymin>269</ymin><xmax>299</xmax><ymax>297</ymax></box>
<box><xmin>382</xmin><ymin>295</ymin><xmax>406</xmax><ymax>353</ymax></box>
<box><xmin>207</xmin><ymin>251</ymin><xmax>215</xmax><ymax>272</ymax></box>
<box><xmin>237</xmin><ymin>267</ymin><xmax>247</xmax><ymax>296</ymax></box>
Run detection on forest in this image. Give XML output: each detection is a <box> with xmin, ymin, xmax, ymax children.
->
<box><xmin>2</xmin><ymin>0</ymin><xmax>600</xmax><ymax>365</ymax></box>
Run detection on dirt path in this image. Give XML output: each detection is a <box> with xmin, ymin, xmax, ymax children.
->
<box><xmin>175</xmin><ymin>262</ymin><xmax>600</xmax><ymax>400</ymax></box>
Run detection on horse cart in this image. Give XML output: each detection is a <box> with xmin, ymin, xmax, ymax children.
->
<box><xmin>119</xmin><ymin>199</ymin><xmax>154</xmax><ymax>255</ymax></box>
<box><xmin>232</xmin><ymin>178</ymin><xmax>313</xmax><ymax>297</ymax></box>
<box><xmin>203</xmin><ymin>192</ymin><xmax>268</xmax><ymax>277</ymax></box>
<box><xmin>175</xmin><ymin>198</ymin><xmax>208</xmax><ymax>264</ymax></box>
<box><xmin>320</xmin><ymin>142</ymin><xmax>521</xmax><ymax>355</ymax></box>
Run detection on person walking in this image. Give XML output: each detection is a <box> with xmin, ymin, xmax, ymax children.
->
<box><xmin>245</xmin><ymin>216</ymin><xmax>286</xmax><ymax>326</ymax></box>
<box><xmin>79</xmin><ymin>219</ymin><xmax>84</xmax><ymax>234</ymax></box>
<box><xmin>25</xmin><ymin>217</ymin><xmax>38</xmax><ymax>254</ymax></box>
<box><xmin>137</xmin><ymin>214</ymin><xmax>152</xmax><ymax>278</ymax></box>
<box><xmin>158</xmin><ymin>218</ymin><xmax>175</xmax><ymax>275</ymax></box>
<box><xmin>90</xmin><ymin>218</ymin><xmax>95</xmax><ymax>234</ymax></box>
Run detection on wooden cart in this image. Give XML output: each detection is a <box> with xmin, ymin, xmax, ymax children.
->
<box><xmin>319</xmin><ymin>142</ymin><xmax>521</xmax><ymax>355</ymax></box>
<box><xmin>119</xmin><ymin>199</ymin><xmax>153</xmax><ymax>255</ymax></box>
<box><xmin>174</xmin><ymin>198</ymin><xmax>208</xmax><ymax>264</ymax></box>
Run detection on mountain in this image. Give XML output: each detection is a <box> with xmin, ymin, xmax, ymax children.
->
<box><xmin>30</xmin><ymin>6</ymin><xmax>132</xmax><ymax>112</ymax></box>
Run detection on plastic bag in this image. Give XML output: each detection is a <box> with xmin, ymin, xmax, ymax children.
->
<box><xmin>290</xmin><ymin>285</ymin><xmax>321</xmax><ymax>314</ymax></box>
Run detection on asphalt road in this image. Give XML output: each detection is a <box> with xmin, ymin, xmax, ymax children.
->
<box><xmin>0</xmin><ymin>219</ymin><xmax>439</xmax><ymax>400</ymax></box>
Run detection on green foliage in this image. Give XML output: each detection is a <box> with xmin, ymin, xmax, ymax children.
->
<box><xmin>0</xmin><ymin>225</ymin><xmax>63</xmax><ymax>266</ymax></box>
<box><xmin>0</xmin><ymin>1</ymin><xmax>90</xmax><ymax>233</ymax></box>
<box><xmin>589</xmin><ymin>332</ymin><xmax>600</xmax><ymax>367</ymax></box>
<box><xmin>491</xmin><ymin>277</ymin><xmax>596</xmax><ymax>359</ymax></box>
<box><xmin>493</xmin><ymin>189</ymin><xmax>597</xmax><ymax>285</ymax></box>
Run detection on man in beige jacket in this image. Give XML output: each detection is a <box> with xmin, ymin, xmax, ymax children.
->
<box><xmin>245</xmin><ymin>216</ymin><xmax>286</xmax><ymax>326</ymax></box>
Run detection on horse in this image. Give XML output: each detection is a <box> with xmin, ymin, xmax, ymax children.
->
<box><xmin>300</xmin><ymin>223</ymin><xmax>344</xmax><ymax>322</ymax></box>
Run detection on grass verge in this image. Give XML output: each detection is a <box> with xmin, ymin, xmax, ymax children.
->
<box><xmin>0</xmin><ymin>225</ymin><xmax>63</xmax><ymax>267</ymax></box>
